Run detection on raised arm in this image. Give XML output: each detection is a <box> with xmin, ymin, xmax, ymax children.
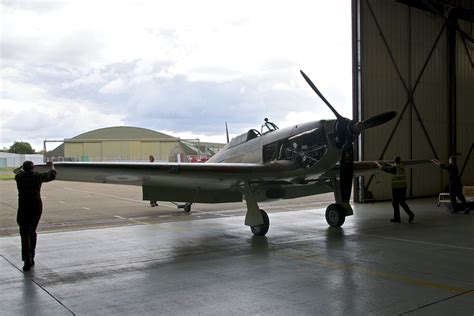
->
<box><xmin>39</xmin><ymin>161</ymin><xmax>57</xmax><ymax>182</ymax></box>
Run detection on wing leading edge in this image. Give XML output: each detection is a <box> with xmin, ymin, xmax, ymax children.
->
<box><xmin>35</xmin><ymin>160</ymin><xmax>298</xmax><ymax>187</ymax></box>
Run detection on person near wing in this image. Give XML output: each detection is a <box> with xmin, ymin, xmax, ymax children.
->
<box><xmin>148</xmin><ymin>155</ymin><xmax>158</xmax><ymax>207</ymax></box>
<box><xmin>14</xmin><ymin>161</ymin><xmax>57</xmax><ymax>271</ymax></box>
<box><xmin>376</xmin><ymin>157</ymin><xmax>415</xmax><ymax>223</ymax></box>
<box><xmin>432</xmin><ymin>156</ymin><xmax>470</xmax><ymax>214</ymax></box>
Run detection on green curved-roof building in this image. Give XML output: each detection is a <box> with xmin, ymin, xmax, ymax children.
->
<box><xmin>48</xmin><ymin>126</ymin><xmax>224</xmax><ymax>162</ymax></box>
<box><xmin>56</xmin><ymin>126</ymin><xmax>179</xmax><ymax>162</ymax></box>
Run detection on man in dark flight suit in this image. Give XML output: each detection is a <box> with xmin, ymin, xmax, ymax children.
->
<box><xmin>432</xmin><ymin>156</ymin><xmax>470</xmax><ymax>214</ymax></box>
<box><xmin>14</xmin><ymin>161</ymin><xmax>56</xmax><ymax>271</ymax></box>
<box><xmin>377</xmin><ymin>157</ymin><xmax>415</xmax><ymax>223</ymax></box>
<box><xmin>148</xmin><ymin>155</ymin><xmax>158</xmax><ymax>207</ymax></box>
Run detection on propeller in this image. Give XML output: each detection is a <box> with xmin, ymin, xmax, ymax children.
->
<box><xmin>300</xmin><ymin>70</ymin><xmax>397</xmax><ymax>203</ymax></box>
<box><xmin>360</xmin><ymin>111</ymin><xmax>397</xmax><ymax>129</ymax></box>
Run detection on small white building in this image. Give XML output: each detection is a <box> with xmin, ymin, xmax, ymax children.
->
<box><xmin>0</xmin><ymin>153</ymin><xmax>44</xmax><ymax>168</ymax></box>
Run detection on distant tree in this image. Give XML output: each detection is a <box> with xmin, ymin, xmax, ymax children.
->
<box><xmin>7</xmin><ymin>142</ymin><xmax>35</xmax><ymax>154</ymax></box>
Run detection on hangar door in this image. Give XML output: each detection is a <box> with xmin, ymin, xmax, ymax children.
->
<box><xmin>353</xmin><ymin>0</ymin><xmax>474</xmax><ymax>201</ymax></box>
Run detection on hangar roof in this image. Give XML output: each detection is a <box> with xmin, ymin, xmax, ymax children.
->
<box><xmin>69</xmin><ymin>126</ymin><xmax>176</xmax><ymax>141</ymax></box>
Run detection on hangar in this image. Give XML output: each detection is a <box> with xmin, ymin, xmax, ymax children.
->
<box><xmin>45</xmin><ymin>126</ymin><xmax>225</xmax><ymax>162</ymax></box>
<box><xmin>353</xmin><ymin>0</ymin><xmax>473</xmax><ymax>201</ymax></box>
<box><xmin>1</xmin><ymin>1</ymin><xmax>473</xmax><ymax>315</ymax></box>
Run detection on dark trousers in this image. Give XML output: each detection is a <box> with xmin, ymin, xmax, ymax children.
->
<box><xmin>450</xmin><ymin>185</ymin><xmax>469</xmax><ymax>211</ymax></box>
<box><xmin>392</xmin><ymin>187</ymin><xmax>414</xmax><ymax>221</ymax></box>
<box><xmin>18</xmin><ymin>218</ymin><xmax>40</xmax><ymax>262</ymax></box>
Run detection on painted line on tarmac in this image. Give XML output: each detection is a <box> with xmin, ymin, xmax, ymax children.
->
<box><xmin>114</xmin><ymin>215</ymin><xmax>149</xmax><ymax>225</ymax></box>
<box><xmin>369</xmin><ymin>234</ymin><xmax>474</xmax><ymax>251</ymax></box>
<box><xmin>64</xmin><ymin>187</ymin><xmax>145</xmax><ymax>204</ymax></box>
<box><xmin>272</xmin><ymin>237</ymin><xmax>321</xmax><ymax>244</ymax></box>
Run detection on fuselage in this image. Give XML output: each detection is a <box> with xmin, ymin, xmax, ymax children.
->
<box><xmin>208</xmin><ymin>119</ymin><xmax>342</xmax><ymax>181</ymax></box>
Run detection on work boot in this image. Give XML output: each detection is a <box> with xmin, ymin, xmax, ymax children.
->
<box><xmin>409</xmin><ymin>214</ymin><xmax>415</xmax><ymax>223</ymax></box>
<box><xmin>22</xmin><ymin>259</ymin><xmax>33</xmax><ymax>272</ymax></box>
<box><xmin>464</xmin><ymin>206</ymin><xmax>471</xmax><ymax>214</ymax></box>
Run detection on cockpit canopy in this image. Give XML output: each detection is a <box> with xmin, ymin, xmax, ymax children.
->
<box><xmin>228</xmin><ymin>118</ymin><xmax>279</xmax><ymax>148</ymax></box>
<box><xmin>229</xmin><ymin>129</ymin><xmax>261</xmax><ymax>148</ymax></box>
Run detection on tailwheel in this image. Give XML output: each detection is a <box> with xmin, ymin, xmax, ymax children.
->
<box><xmin>250</xmin><ymin>209</ymin><xmax>270</xmax><ymax>236</ymax></box>
<box><xmin>183</xmin><ymin>203</ymin><xmax>192</xmax><ymax>213</ymax></box>
<box><xmin>325</xmin><ymin>204</ymin><xmax>346</xmax><ymax>227</ymax></box>
<box><xmin>177</xmin><ymin>202</ymin><xmax>192</xmax><ymax>213</ymax></box>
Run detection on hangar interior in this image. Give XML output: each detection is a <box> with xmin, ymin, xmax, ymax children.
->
<box><xmin>1</xmin><ymin>1</ymin><xmax>473</xmax><ymax>315</ymax></box>
<box><xmin>353</xmin><ymin>0</ymin><xmax>473</xmax><ymax>202</ymax></box>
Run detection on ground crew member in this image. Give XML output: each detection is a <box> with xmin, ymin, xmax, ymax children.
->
<box><xmin>376</xmin><ymin>157</ymin><xmax>415</xmax><ymax>223</ymax></box>
<box><xmin>148</xmin><ymin>155</ymin><xmax>158</xmax><ymax>207</ymax></box>
<box><xmin>14</xmin><ymin>161</ymin><xmax>56</xmax><ymax>271</ymax></box>
<box><xmin>432</xmin><ymin>156</ymin><xmax>470</xmax><ymax>214</ymax></box>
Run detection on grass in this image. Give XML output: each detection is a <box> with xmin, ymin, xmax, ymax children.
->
<box><xmin>0</xmin><ymin>167</ymin><xmax>15</xmax><ymax>180</ymax></box>
<box><xmin>0</xmin><ymin>174</ymin><xmax>15</xmax><ymax>180</ymax></box>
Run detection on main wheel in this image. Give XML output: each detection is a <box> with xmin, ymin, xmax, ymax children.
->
<box><xmin>325</xmin><ymin>204</ymin><xmax>346</xmax><ymax>227</ymax></box>
<box><xmin>250</xmin><ymin>209</ymin><xmax>270</xmax><ymax>236</ymax></box>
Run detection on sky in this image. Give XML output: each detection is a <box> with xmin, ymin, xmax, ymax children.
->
<box><xmin>1</xmin><ymin>0</ymin><xmax>352</xmax><ymax>152</ymax></box>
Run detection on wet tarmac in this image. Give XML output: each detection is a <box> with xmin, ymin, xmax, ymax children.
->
<box><xmin>0</xmin><ymin>181</ymin><xmax>473</xmax><ymax>315</ymax></box>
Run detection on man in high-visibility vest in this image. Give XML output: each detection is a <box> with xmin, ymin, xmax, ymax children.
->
<box><xmin>376</xmin><ymin>157</ymin><xmax>415</xmax><ymax>223</ymax></box>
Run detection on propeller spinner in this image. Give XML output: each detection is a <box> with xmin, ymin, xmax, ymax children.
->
<box><xmin>300</xmin><ymin>70</ymin><xmax>396</xmax><ymax>203</ymax></box>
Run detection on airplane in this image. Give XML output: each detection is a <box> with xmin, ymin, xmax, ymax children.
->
<box><xmin>35</xmin><ymin>70</ymin><xmax>428</xmax><ymax>236</ymax></box>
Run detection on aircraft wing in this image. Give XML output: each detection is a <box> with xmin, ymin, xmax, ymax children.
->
<box><xmin>314</xmin><ymin>159</ymin><xmax>432</xmax><ymax>179</ymax></box>
<box><xmin>33</xmin><ymin>159</ymin><xmax>431</xmax><ymax>204</ymax></box>
<box><xmin>34</xmin><ymin>161</ymin><xmax>300</xmax><ymax>204</ymax></box>
<box><xmin>35</xmin><ymin>161</ymin><xmax>296</xmax><ymax>187</ymax></box>
<box><xmin>353</xmin><ymin>159</ymin><xmax>431</xmax><ymax>176</ymax></box>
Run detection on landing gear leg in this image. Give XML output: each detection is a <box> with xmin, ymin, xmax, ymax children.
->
<box><xmin>241</xmin><ymin>182</ymin><xmax>270</xmax><ymax>236</ymax></box>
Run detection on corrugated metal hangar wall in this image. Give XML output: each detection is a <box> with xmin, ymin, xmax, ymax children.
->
<box><xmin>353</xmin><ymin>0</ymin><xmax>473</xmax><ymax>201</ymax></box>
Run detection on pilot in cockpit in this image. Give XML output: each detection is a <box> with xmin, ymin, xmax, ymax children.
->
<box><xmin>261</xmin><ymin>118</ymin><xmax>279</xmax><ymax>134</ymax></box>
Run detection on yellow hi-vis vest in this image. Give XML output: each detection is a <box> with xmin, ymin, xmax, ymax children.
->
<box><xmin>391</xmin><ymin>164</ymin><xmax>407</xmax><ymax>189</ymax></box>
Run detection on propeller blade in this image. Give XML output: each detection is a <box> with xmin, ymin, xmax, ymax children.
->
<box><xmin>339</xmin><ymin>142</ymin><xmax>354</xmax><ymax>203</ymax></box>
<box><xmin>361</xmin><ymin>111</ymin><xmax>397</xmax><ymax>130</ymax></box>
<box><xmin>300</xmin><ymin>70</ymin><xmax>343</xmax><ymax>121</ymax></box>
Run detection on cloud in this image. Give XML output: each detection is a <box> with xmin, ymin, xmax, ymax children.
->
<box><xmin>0</xmin><ymin>79</ymin><xmax>124</xmax><ymax>150</ymax></box>
<box><xmin>1</xmin><ymin>0</ymin><xmax>352</xmax><ymax>151</ymax></box>
<box><xmin>99</xmin><ymin>78</ymin><xmax>126</xmax><ymax>94</ymax></box>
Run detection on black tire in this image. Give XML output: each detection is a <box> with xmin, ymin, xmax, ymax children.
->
<box><xmin>250</xmin><ymin>209</ymin><xmax>270</xmax><ymax>236</ymax></box>
<box><xmin>184</xmin><ymin>203</ymin><xmax>192</xmax><ymax>213</ymax></box>
<box><xmin>325</xmin><ymin>204</ymin><xmax>346</xmax><ymax>227</ymax></box>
